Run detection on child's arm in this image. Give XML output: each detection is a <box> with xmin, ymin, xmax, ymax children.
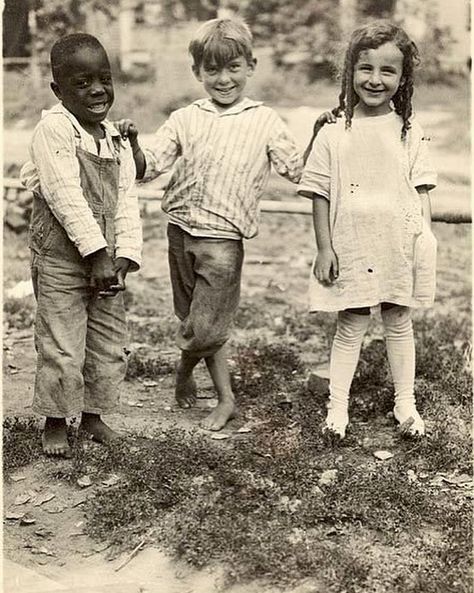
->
<box><xmin>303</xmin><ymin>110</ymin><xmax>339</xmax><ymax>165</ymax></box>
<box><xmin>416</xmin><ymin>186</ymin><xmax>432</xmax><ymax>228</ymax></box>
<box><xmin>113</xmin><ymin>139</ymin><xmax>143</xmax><ymax>292</ymax></box>
<box><xmin>115</xmin><ymin>112</ymin><xmax>182</xmax><ymax>182</ymax></box>
<box><xmin>29</xmin><ymin>117</ymin><xmax>117</xmax><ymax>290</ymax></box>
<box><xmin>116</xmin><ymin>119</ymin><xmax>146</xmax><ymax>179</ymax></box>
<box><xmin>299</xmin><ymin>193</ymin><xmax>338</xmax><ymax>285</ymax></box>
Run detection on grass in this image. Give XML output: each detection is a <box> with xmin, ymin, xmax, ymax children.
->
<box><xmin>4</xmin><ymin>304</ymin><xmax>471</xmax><ymax>590</ymax></box>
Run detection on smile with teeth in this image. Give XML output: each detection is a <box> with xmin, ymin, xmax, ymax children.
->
<box><xmin>88</xmin><ymin>102</ymin><xmax>108</xmax><ymax>113</ymax></box>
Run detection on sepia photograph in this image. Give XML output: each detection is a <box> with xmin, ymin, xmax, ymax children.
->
<box><xmin>3</xmin><ymin>0</ymin><xmax>472</xmax><ymax>592</ymax></box>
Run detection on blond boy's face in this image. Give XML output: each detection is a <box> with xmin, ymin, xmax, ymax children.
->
<box><xmin>193</xmin><ymin>55</ymin><xmax>256</xmax><ymax>109</ymax></box>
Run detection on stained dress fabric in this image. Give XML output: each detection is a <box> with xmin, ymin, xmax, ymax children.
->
<box><xmin>297</xmin><ymin>111</ymin><xmax>437</xmax><ymax>312</ymax></box>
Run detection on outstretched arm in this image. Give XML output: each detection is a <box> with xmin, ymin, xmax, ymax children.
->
<box><xmin>115</xmin><ymin>119</ymin><xmax>146</xmax><ymax>179</ymax></box>
<box><xmin>303</xmin><ymin>110</ymin><xmax>339</xmax><ymax>165</ymax></box>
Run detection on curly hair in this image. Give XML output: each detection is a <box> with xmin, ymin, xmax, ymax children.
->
<box><xmin>335</xmin><ymin>21</ymin><xmax>420</xmax><ymax>140</ymax></box>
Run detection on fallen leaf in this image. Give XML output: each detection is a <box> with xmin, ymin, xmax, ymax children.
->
<box><xmin>20</xmin><ymin>515</ymin><xmax>37</xmax><ymax>526</ymax></box>
<box><xmin>77</xmin><ymin>475</ymin><xmax>92</xmax><ymax>488</ymax></box>
<box><xmin>33</xmin><ymin>492</ymin><xmax>56</xmax><ymax>507</ymax></box>
<box><xmin>373</xmin><ymin>450</ymin><xmax>394</xmax><ymax>461</ymax></box>
<box><xmin>236</xmin><ymin>426</ymin><xmax>252</xmax><ymax>434</ymax></box>
<box><xmin>10</xmin><ymin>475</ymin><xmax>26</xmax><ymax>483</ymax></box>
<box><xmin>35</xmin><ymin>528</ymin><xmax>54</xmax><ymax>538</ymax></box>
<box><xmin>46</xmin><ymin>504</ymin><xmax>68</xmax><ymax>514</ymax></box>
<box><xmin>318</xmin><ymin>469</ymin><xmax>338</xmax><ymax>486</ymax></box>
<box><xmin>102</xmin><ymin>475</ymin><xmax>120</xmax><ymax>487</ymax></box>
<box><xmin>14</xmin><ymin>493</ymin><xmax>31</xmax><ymax>506</ymax></box>
<box><xmin>5</xmin><ymin>510</ymin><xmax>25</xmax><ymax>520</ymax></box>
<box><xmin>209</xmin><ymin>433</ymin><xmax>231</xmax><ymax>440</ymax></box>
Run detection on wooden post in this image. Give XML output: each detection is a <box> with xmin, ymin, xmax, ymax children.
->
<box><xmin>28</xmin><ymin>7</ymin><xmax>41</xmax><ymax>91</ymax></box>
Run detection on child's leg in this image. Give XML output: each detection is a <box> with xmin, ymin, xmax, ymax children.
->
<box><xmin>326</xmin><ymin>309</ymin><xmax>370</xmax><ymax>437</ymax></box>
<box><xmin>31</xmin><ymin>255</ymin><xmax>89</xmax><ymax>456</ymax></box>
<box><xmin>202</xmin><ymin>343</ymin><xmax>237</xmax><ymax>431</ymax></box>
<box><xmin>381</xmin><ymin>304</ymin><xmax>424</xmax><ymax>435</ymax></box>
<box><xmin>168</xmin><ymin>226</ymin><xmax>243</xmax><ymax>429</ymax></box>
<box><xmin>81</xmin><ymin>291</ymin><xmax>128</xmax><ymax>442</ymax></box>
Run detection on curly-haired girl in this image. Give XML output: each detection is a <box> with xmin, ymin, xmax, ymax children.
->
<box><xmin>298</xmin><ymin>21</ymin><xmax>437</xmax><ymax>438</ymax></box>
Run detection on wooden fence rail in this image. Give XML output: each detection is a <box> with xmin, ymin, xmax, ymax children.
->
<box><xmin>3</xmin><ymin>177</ymin><xmax>471</xmax><ymax>224</ymax></box>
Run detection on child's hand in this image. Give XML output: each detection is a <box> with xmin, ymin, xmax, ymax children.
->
<box><xmin>115</xmin><ymin>119</ymin><xmax>139</xmax><ymax>145</ymax></box>
<box><xmin>114</xmin><ymin>257</ymin><xmax>132</xmax><ymax>291</ymax></box>
<box><xmin>313</xmin><ymin>248</ymin><xmax>339</xmax><ymax>285</ymax></box>
<box><xmin>86</xmin><ymin>248</ymin><xmax>119</xmax><ymax>296</ymax></box>
<box><xmin>313</xmin><ymin>110</ymin><xmax>339</xmax><ymax>134</ymax></box>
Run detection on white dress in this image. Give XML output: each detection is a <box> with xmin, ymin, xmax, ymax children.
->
<box><xmin>298</xmin><ymin>111</ymin><xmax>437</xmax><ymax>312</ymax></box>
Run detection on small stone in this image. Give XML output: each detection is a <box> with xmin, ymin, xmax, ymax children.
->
<box><xmin>373</xmin><ymin>450</ymin><xmax>394</xmax><ymax>461</ymax></box>
<box><xmin>77</xmin><ymin>475</ymin><xmax>92</xmax><ymax>488</ymax></box>
<box><xmin>318</xmin><ymin>469</ymin><xmax>338</xmax><ymax>486</ymax></box>
<box><xmin>209</xmin><ymin>433</ymin><xmax>230</xmax><ymax>440</ymax></box>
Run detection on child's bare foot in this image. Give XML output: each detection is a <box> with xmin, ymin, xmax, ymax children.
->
<box><xmin>175</xmin><ymin>370</ymin><xmax>198</xmax><ymax>408</ymax></box>
<box><xmin>200</xmin><ymin>400</ymin><xmax>237</xmax><ymax>431</ymax></box>
<box><xmin>42</xmin><ymin>417</ymin><xmax>72</xmax><ymax>458</ymax></box>
<box><xmin>80</xmin><ymin>413</ymin><xmax>119</xmax><ymax>443</ymax></box>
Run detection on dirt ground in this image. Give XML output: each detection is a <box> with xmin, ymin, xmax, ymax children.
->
<box><xmin>3</xmin><ymin>97</ymin><xmax>472</xmax><ymax>591</ymax></box>
<box><xmin>3</xmin><ymin>202</ymin><xmax>472</xmax><ymax>592</ymax></box>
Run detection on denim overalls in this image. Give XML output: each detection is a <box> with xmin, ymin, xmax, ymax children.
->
<box><xmin>29</xmin><ymin>129</ymin><xmax>127</xmax><ymax>417</ymax></box>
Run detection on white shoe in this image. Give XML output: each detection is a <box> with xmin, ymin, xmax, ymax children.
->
<box><xmin>323</xmin><ymin>405</ymin><xmax>349</xmax><ymax>438</ymax></box>
<box><xmin>393</xmin><ymin>404</ymin><xmax>425</xmax><ymax>436</ymax></box>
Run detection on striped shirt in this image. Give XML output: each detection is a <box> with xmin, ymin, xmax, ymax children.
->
<box><xmin>142</xmin><ymin>97</ymin><xmax>303</xmax><ymax>239</ymax></box>
<box><xmin>20</xmin><ymin>103</ymin><xmax>142</xmax><ymax>267</ymax></box>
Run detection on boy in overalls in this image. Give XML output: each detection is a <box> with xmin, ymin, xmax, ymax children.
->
<box><xmin>20</xmin><ymin>34</ymin><xmax>142</xmax><ymax>457</ymax></box>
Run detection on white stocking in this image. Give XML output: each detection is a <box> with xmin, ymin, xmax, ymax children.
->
<box><xmin>327</xmin><ymin>310</ymin><xmax>370</xmax><ymax>436</ymax></box>
<box><xmin>382</xmin><ymin>305</ymin><xmax>424</xmax><ymax>435</ymax></box>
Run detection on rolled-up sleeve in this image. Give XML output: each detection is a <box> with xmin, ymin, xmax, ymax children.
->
<box><xmin>409</xmin><ymin>121</ymin><xmax>437</xmax><ymax>190</ymax></box>
<box><xmin>114</xmin><ymin>143</ymin><xmax>142</xmax><ymax>270</ymax></box>
<box><xmin>142</xmin><ymin>112</ymin><xmax>182</xmax><ymax>182</ymax></box>
<box><xmin>297</xmin><ymin>128</ymin><xmax>331</xmax><ymax>200</ymax></box>
<box><xmin>28</xmin><ymin>116</ymin><xmax>107</xmax><ymax>257</ymax></box>
<box><xmin>267</xmin><ymin>116</ymin><xmax>303</xmax><ymax>184</ymax></box>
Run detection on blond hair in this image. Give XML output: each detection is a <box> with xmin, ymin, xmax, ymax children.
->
<box><xmin>188</xmin><ymin>18</ymin><xmax>253</xmax><ymax>69</ymax></box>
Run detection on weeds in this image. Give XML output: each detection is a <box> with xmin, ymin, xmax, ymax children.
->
<box><xmin>3</xmin><ymin>417</ymin><xmax>42</xmax><ymax>473</ymax></box>
<box><xmin>126</xmin><ymin>351</ymin><xmax>174</xmax><ymax>380</ymax></box>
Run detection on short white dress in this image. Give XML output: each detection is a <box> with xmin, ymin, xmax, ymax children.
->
<box><xmin>298</xmin><ymin>111</ymin><xmax>437</xmax><ymax>312</ymax></box>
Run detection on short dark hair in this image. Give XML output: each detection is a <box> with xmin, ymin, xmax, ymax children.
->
<box><xmin>50</xmin><ymin>33</ymin><xmax>108</xmax><ymax>82</ymax></box>
<box><xmin>189</xmin><ymin>18</ymin><xmax>253</xmax><ymax>70</ymax></box>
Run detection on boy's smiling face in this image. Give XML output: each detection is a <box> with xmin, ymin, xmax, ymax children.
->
<box><xmin>193</xmin><ymin>55</ymin><xmax>256</xmax><ymax>110</ymax></box>
<box><xmin>51</xmin><ymin>46</ymin><xmax>114</xmax><ymax>131</ymax></box>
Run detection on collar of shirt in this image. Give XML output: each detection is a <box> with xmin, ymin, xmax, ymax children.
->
<box><xmin>41</xmin><ymin>103</ymin><xmax>121</xmax><ymax>146</ymax></box>
<box><xmin>192</xmin><ymin>96</ymin><xmax>263</xmax><ymax>116</ymax></box>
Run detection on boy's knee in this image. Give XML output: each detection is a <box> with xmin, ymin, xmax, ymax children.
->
<box><xmin>178</xmin><ymin>319</ymin><xmax>228</xmax><ymax>358</ymax></box>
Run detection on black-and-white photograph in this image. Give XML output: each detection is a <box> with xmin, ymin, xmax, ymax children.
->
<box><xmin>3</xmin><ymin>1</ymin><xmax>472</xmax><ymax>592</ymax></box>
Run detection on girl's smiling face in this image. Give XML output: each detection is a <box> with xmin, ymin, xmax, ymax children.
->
<box><xmin>353</xmin><ymin>41</ymin><xmax>404</xmax><ymax>116</ymax></box>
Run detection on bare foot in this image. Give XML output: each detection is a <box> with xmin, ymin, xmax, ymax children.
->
<box><xmin>175</xmin><ymin>371</ymin><xmax>198</xmax><ymax>409</ymax></box>
<box><xmin>200</xmin><ymin>400</ymin><xmax>237</xmax><ymax>431</ymax></box>
<box><xmin>42</xmin><ymin>417</ymin><xmax>72</xmax><ymax>458</ymax></box>
<box><xmin>80</xmin><ymin>413</ymin><xmax>119</xmax><ymax>443</ymax></box>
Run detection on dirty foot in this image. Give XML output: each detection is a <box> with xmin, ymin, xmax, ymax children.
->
<box><xmin>175</xmin><ymin>372</ymin><xmax>198</xmax><ymax>409</ymax></box>
<box><xmin>200</xmin><ymin>401</ymin><xmax>237</xmax><ymax>431</ymax></box>
<box><xmin>42</xmin><ymin>417</ymin><xmax>72</xmax><ymax>458</ymax></box>
<box><xmin>80</xmin><ymin>413</ymin><xmax>120</xmax><ymax>443</ymax></box>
